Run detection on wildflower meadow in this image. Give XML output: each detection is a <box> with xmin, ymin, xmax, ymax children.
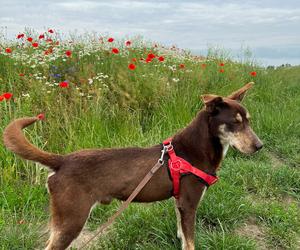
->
<box><xmin>0</xmin><ymin>29</ymin><xmax>299</xmax><ymax>249</ymax></box>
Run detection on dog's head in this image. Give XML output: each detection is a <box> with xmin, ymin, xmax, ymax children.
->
<box><xmin>201</xmin><ymin>82</ymin><xmax>263</xmax><ymax>154</ymax></box>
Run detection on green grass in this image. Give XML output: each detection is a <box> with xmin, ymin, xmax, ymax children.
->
<box><xmin>0</xmin><ymin>31</ymin><xmax>299</xmax><ymax>249</ymax></box>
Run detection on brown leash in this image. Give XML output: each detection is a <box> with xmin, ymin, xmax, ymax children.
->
<box><xmin>78</xmin><ymin>148</ymin><xmax>166</xmax><ymax>249</ymax></box>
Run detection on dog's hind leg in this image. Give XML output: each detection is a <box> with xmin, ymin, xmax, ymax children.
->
<box><xmin>45</xmin><ymin>185</ymin><xmax>94</xmax><ymax>250</ymax></box>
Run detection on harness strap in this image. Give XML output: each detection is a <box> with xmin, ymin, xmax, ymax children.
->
<box><xmin>163</xmin><ymin>138</ymin><xmax>218</xmax><ymax>199</ymax></box>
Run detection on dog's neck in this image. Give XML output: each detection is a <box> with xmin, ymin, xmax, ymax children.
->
<box><xmin>172</xmin><ymin>110</ymin><xmax>224</xmax><ymax>174</ymax></box>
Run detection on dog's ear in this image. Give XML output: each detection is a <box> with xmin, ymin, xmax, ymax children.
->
<box><xmin>201</xmin><ymin>94</ymin><xmax>223</xmax><ymax>114</ymax></box>
<box><xmin>227</xmin><ymin>82</ymin><xmax>254</xmax><ymax>102</ymax></box>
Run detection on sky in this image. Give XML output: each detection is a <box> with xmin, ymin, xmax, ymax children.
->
<box><xmin>1</xmin><ymin>0</ymin><xmax>300</xmax><ymax>66</ymax></box>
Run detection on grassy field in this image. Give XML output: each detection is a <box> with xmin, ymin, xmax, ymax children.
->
<box><xmin>0</xmin><ymin>30</ymin><xmax>299</xmax><ymax>249</ymax></box>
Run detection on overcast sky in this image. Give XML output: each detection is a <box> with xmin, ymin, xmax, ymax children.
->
<box><xmin>1</xmin><ymin>0</ymin><xmax>300</xmax><ymax>65</ymax></box>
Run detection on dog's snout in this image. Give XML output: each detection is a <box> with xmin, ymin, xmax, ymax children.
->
<box><xmin>255</xmin><ymin>142</ymin><xmax>263</xmax><ymax>151</ymax></box>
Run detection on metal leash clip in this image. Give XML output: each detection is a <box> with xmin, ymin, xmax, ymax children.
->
<box><xmin>158</xmin><ymin>145</ymin><xmax>168</xmax><ymax>165</ymax></box>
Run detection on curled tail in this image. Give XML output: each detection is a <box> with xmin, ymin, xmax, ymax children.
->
<box><xmin>3</xmin><ymin>117</ymin><xmax>63</xmax><ymax>171</ymax></box>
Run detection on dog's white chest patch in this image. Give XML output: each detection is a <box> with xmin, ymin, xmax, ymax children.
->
<box><xmin>222</xmin><ymin>143</ymin><xmax>229</xmax><ymax>158</ymax></box>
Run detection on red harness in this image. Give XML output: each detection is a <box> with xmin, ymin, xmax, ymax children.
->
<box><xmin>163</xmin><ymin>138</ymin><xmax>218</xmax><ymax>199</ymax></box>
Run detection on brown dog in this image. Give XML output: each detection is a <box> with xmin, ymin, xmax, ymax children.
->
<box><xmin>3</xmin><ymin>83</ymin><xmax>262</xmax><ymax>250</ymax></box>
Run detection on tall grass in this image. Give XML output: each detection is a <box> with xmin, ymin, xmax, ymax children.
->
<box><xmin>0</xmin><ymin>30</ymin><xmax>299</xmax><ymax>249</ymax></box>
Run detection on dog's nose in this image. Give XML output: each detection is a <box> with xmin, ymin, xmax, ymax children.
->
<box><xmin>255</xmin><ymin>142</ymin><xmax>263</xmax><ymax>151</ymax></box>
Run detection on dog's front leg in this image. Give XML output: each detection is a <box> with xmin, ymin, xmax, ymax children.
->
<box><xmin>175</xmin><ymin>198</ymin><xmax>197</xmax><ymax>250</ymax></box>
<box><xmin>174</xmin><ymin>179</ymin><xmax>207</xmax><ymax>250</ymax></box>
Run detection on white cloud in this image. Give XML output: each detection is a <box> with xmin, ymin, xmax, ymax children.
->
<box><xmin>54</xmin><ymin>0</ymin><xmax>170</xmax><ymax>11</ymax></box>
<box><xmin>54</xmin><ymin>1</ymin><xmax>102</xmax><ymax>11</ymax></box>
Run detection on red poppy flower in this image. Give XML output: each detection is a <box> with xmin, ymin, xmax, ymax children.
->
<box><xmin>145</xmin><ymin>57</ymin><xmax>152</xmax><ymax>63</ymax></box>
<box><xmin>32</xmin><ymin>42</ymin><xmax>39</xmax><ymax>48</ymax></box>
<box><xmin>132</xmin><ymin>58</ymin><xmax>137</xmax><ymax>62</ymax></box>
<box><xmin>37</xmin><ymin>113</ymin><xmax>45</xmax><ymax>120</ymax></box>
<box><xmin>5</xmin><ymin>48</ymin><xmax>12</xmax><ymax>53</ymax></box>
<box><xmin>59</xmin><ymin>81</ymin><xmax>69</xmax><ymax>88</ymax></box>
<box><xmin>111</xmin><ymin>48</ymin><xmax>119</xmax><ymax>54</ymax></box>
<box><xmin>128</xmin><ymin>64</ymin><xmax>136</xmax><ymax>70</ymax></box>
<box><xmin>250</xmin><ymin>71</ymin><xmax>257</xmax><ymax>76</ymax></box>
<box><xmin>125</xmin><ymin>40</ymin><xmax>131</xmax><ymax>46</ymax></box>
<box><xmin>107</xmin><ymin>37</ymin><xmax>114</xmax><ymax>42</ymax></box>
<box><xmin>48</xmin><ymin>29</ymin><xmax>54</xmax><ymax>33</ymax></box>
<box><xmin>147</xmin><ymin>53</ymin><xmax>155</xmax><ymax>59</ymax></box>
<box><xmin>158</xmin><ymin>56</ymin><xmax>164</xmax><ymax>62</ymax></box>
<box><xmin>179</xmin><ymin>64</ymin><xmax>185</xmax><ymax>69</ymax></box>
<box><xmin>55</xmin><ymin>41</ymin><xmax>59</xmax><ymax>46</ymax></box>
<box><xmin>3</xmin><ymin>92</ymin><xmax>13</xmax><ymax>100</ymax></box>
<box><xmin>19</xmin><ymin>73</ymin><xmax>25</xmax><ymax>77</ymax></box>
<box><xmin>27</xmin><ymin>37</ymin><xmax>33</xmax><ymax>42</ymax></box>
<box><xmin>201</xmin><ymin>63</ymin><xmax>207</xmax><ymax>68</ymax></box>
<box><xmin>65</xmin><ymin>50</ymin><xmax>72</xmax><ymax>57</ymax></box>
<box><xmin>219</xmin><ymin>69</ymin><xmax>225</xmax><ymax>73</ymax></box>
<box><xmin>220</xmin><ymin>62</ymin><xmax>225</xmax><ymax>66</ymax></box>
<box><xmin>17</xmin><ymin>34</ymin><xmax>24</xmax><ymax>39</ymax></box>
<box><xmin>39</xmin><ymin>34</ymin><xmax>45</xmax><ymax>39</ymax></box>
<box><xmin>0</xmin><ymin>96</ymin><xmax>4</xmax><ymax>101</ymax></box>
<box><xmin>46</xmin><ymin>38</ymin><xmax>53</xmax><ymax>43</ymax></box>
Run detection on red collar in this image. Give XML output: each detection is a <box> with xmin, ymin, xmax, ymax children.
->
<box><xmin>163</xmin><ymin>138</ymin><xmax>218</xmax><ymax>199</ymax></box>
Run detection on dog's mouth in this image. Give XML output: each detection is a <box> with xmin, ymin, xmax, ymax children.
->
<box><xmin>231</xmin><ymin>144</ymin><xmax>260</xmax><ymax>155</ymax></box>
